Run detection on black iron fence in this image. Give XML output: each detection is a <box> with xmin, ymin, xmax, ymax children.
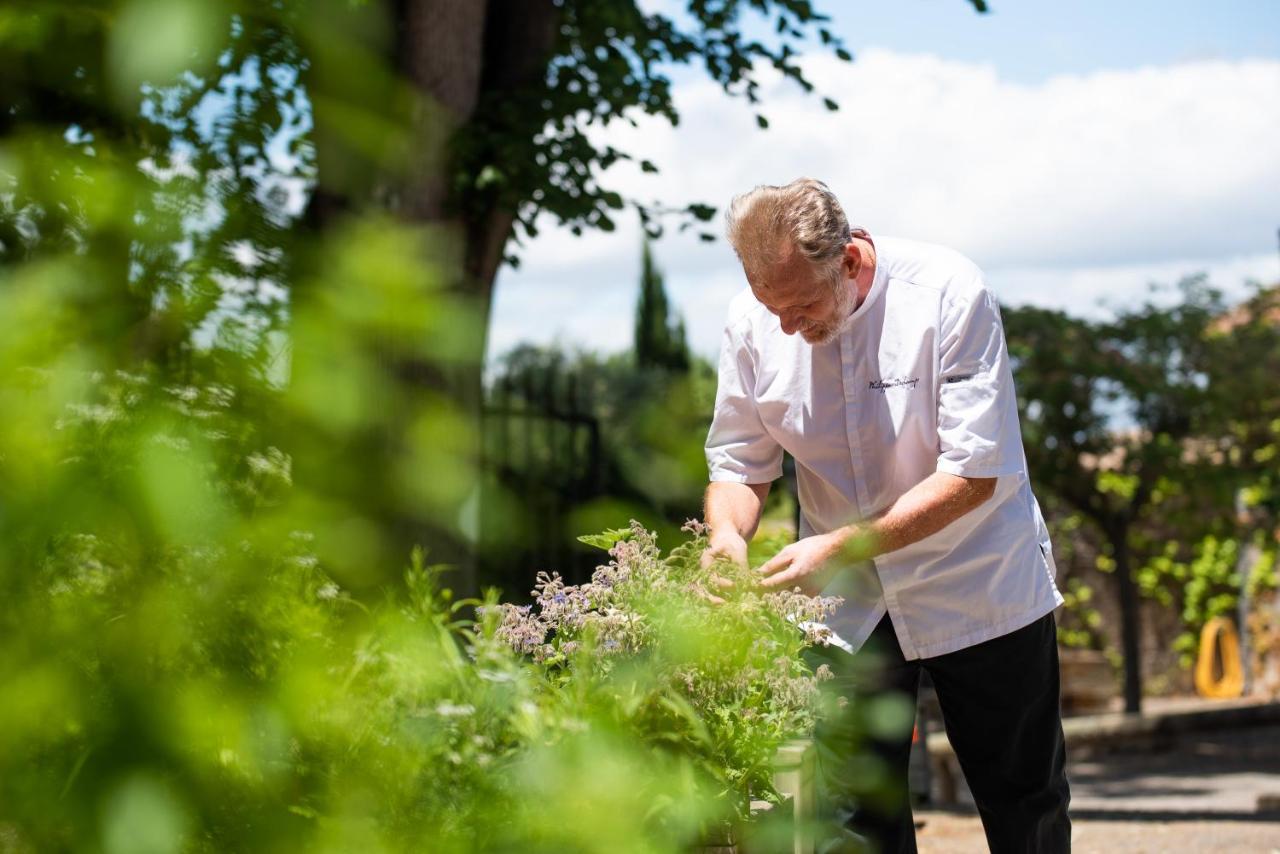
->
<box><xmin>477</xmin><ymin>369</ymin><xmax>604</xmax><ymax>598</ymax></box>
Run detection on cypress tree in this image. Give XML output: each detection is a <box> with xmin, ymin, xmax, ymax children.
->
<box><xmin>634</xmin><ymin>239</ymin><xmax>690</xmax><ymax>372</ymax></box>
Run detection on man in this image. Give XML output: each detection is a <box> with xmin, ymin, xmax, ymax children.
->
<box><xmin>701</xmin><ymin>178</ymin><xmax>1071</xmax><ymax>853</ymax></box>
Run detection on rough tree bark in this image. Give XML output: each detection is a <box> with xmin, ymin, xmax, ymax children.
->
<box><xmin>397</xmin><ymin>0</ymin><xmax>559</xmax><ymax>356</ymax></box>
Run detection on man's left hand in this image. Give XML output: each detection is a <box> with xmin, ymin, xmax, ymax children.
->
<box><xmin>757</xmin><ymin>531</ymin><xmax>847</xmax><ymax>592</ymax></box>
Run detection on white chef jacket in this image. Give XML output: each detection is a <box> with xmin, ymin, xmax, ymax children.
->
<box><xmin>705</xmin><ymin>234</ymin><xmax>1063</xmax><ymax>659</ymax></box>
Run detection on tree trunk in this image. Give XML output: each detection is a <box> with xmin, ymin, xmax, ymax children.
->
<box><xmin>401</xmin><ymin>0</ymin><xmax>559</xmax><ymax>353</ymax></box>
<box><xmin>1110</xmin><ymin>527</ymin><xmax>1143</xmax><ymax>714</ymax></box>
<box><xmin>294</xmin><ymin>0</ymin><xmax>561</xmax><ymax>595</ymax></box>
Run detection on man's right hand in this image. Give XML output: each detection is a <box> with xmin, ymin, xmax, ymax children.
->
<box><xmin>698</xmin><ymin>533</ymin><xmax>749</xmax><ymax>605</ymax></box>
<box><xmin>700</xmin><ymin>480</ymin><xmax>769</xmax><ymax>604</ymax></box>
<box><xmin>701</xmin><ymin>532</ymin><xmax>748</xmax><ymax>571</ymax></box>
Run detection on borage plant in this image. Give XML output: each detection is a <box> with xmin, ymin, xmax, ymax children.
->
<box><xmin>488</xmin><ymin>520</ymin><xmax>842</xmax><ymax>823</ymax></box>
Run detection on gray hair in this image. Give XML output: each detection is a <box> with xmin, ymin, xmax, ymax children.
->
<box><xmin>724</xmin><ymin>178</ymin><xmax>850</xmax><ymax>287</ymax></box>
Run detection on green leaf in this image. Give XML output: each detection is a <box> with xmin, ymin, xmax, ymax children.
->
<box><xmin>835</xmin><ymin>48</ymin><xmax>852</xmax><ymax>62</ymax></box>
<box><xmin>823</xmin><ymin>97</ymin><xmax>839</xmax><ymax>111</ymax></box>
<box><xmin>687</xmin><ymin>203</ymin><xmax>716</xmax><ymax>222</ymax></box>
<box><xmin>576</xmin><ymin>527</ymin><xmax>634</xmax><ymax>551</ymax></box>
<box><xmin>755</xmin><ymin>114</ymin><xmax>769</xmax><ymax>129</ymax></box>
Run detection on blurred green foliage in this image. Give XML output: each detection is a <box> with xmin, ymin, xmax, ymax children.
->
<box><xmin>1138</xmin><ymin>533</ymin><xmax>1278</xmax><ymax>670</ymax></box>
<box><xmin>0</xmin><ymin>335</ymin><xmax>838</xmax><ymax>848</ymax></box>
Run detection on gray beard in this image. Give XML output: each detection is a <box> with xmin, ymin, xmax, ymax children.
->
<box><xmin>800</xmin><ymin>279</ymin><xmax>857</xmax><ymax>345</ymax></box>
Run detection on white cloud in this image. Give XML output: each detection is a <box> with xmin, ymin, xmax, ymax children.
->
<box><xmin>489</xmin><ymin>50</ymin><xmax>1280</xmax><ymax>363</ymax></box>
<box><xmin>990</xmin><ymin>252</ymin><xmax>1280</xmax><ymax>318</ymax></box>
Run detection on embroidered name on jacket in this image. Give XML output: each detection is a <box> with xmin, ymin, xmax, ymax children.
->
<box><xmin>869</xmin><ymin>376</ymin><xmax>919</xmax><ymax>392</ymax></box>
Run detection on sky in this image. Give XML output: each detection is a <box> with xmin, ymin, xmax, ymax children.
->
<box><xmin>486</xmin><ymin>0</ymin><xmax>1280</xmax><ymax>364</ymax></box>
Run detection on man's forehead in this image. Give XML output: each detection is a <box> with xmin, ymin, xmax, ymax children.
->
<box><xmin>751</xmin><ymin>280</ymin><xmax>802</xmax><ymax>304</ymax></box>
<box><xmin>750</xmin><ymin>250</ymin><xmax>821</xmax><ymax>300</ymax></box>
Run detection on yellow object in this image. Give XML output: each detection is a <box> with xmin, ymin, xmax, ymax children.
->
<box><xmin>1194</xmin><ymin>617</ymin><xmax>1244</xmax><ymax>699</ymax></box>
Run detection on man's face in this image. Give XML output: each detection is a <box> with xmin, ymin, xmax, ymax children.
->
<box><xmin>750</xmin><ymin>250</ymin><xmax>855</xmax><ymax>345</ymax></box>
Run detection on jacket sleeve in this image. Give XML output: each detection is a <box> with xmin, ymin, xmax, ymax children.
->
<box><xmin>935</xmin><ymin>285</ymin><xmax>1025</xmax><ymax>478</ymax></box>
<box><xmin>705</xmin><ymin>320</ymin><xmax>783</xmax><ymax>484</ymax></box>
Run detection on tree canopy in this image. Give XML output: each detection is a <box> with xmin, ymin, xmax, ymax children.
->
<box><xmin>1005</xmin><ymin>278</ymin><xmax>1280</xmax><ymax>711</ymax></box>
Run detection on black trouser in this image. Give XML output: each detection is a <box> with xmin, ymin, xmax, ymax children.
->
<box><xmin>804</xmin><ymin>612</ymin><xmax>1071</xmax><ymax>854</ymax></box>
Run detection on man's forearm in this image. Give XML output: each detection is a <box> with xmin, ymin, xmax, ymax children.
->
<box><xmin>838</xmin><ymin>472</ymin><xmax>996</xmax><ymax>558</ymax></box>
<box><xmin>704</xmin><ymin>480</ymin><xmax>770</xmax><ymax>543</ymax></box>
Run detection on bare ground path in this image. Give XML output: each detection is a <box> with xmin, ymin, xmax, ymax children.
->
<box><xmin>917</xmin><ymin>722</ymin><xmax>1280</xmax><ymax>852</ymax></box>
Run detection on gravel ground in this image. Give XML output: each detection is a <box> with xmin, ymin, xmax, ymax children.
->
<box><xmin>916</xmin><ymin>724</ymin><xmax>1280</xmax><ymax>852</ymax></box>
<box><xmin>916</xmin><ymin>811</ymin><xmax>1280</xmax><ymax>853</ymax></box>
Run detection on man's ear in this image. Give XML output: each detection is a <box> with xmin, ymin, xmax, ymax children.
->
<box><xmin>843</xmin><ymin>241</ymin><xmax>861</xmax><ymax>278</ymax></box>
